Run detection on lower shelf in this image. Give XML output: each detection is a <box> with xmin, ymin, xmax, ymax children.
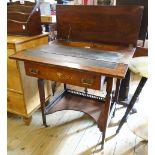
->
<box><xmin>45</xmin><ymin>90</ymin><xmax>105</xmax><ymax>124</ymax></box>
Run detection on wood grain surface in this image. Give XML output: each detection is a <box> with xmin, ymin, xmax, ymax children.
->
<box><xmin>56</xmin><ymin>5</ymin><xmax>143</xmax><ymax>46</ymax></box>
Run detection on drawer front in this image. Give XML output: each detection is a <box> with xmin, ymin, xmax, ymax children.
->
<box><xmin>7</xmin><ymin>90</ymin><xmax>26</xmax><ymax>116</ymax></box>
<box><xmin>25</xmin><ymin>62</ymin><xmax>101</xmax><ymax>90</ymax></box>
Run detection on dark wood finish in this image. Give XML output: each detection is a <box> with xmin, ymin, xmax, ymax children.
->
<box><xmin>116</xmin><ymin>77</ymin><xmax>147</xmax><ymax>133</ymax></box>
<box><xmin>7</xmin><ymin>1</ymin><xmax>42</xmax><ymax>36</ymax></box>
<box><xmin>8</xmin><ymin>5</ymin><xmax>34</xmax><ymax>13</ymax></box>
<box><xmin>25</xmin><ymin>61</ymin><xmax>101</xmax><ymax>90</ymax></box>
<box><xmin>56</xmin><ymin>5</ymin><xmax>143</xmax><ymax>46</ymax></box>
<box><xmin>8</xmin><ymin>1</ymin><xmax>36</xmax><ymax>6</ymax></box>
<box><xmin>98</xmin><ymin>77</ymin><xmax>113</xmax><ymax>148</ymax></box>
<box><xmin>46</xmin><ymin>92</ymin><xmax>104</xmax><ymax>123</ymax></box>
<box><xmin>10</xmin><ymin>41</ymin><xmax>136</xmax><ymax>79</ymax></box>
<box><xmin>112</xmin><ymin>79</ymin><xmax>122</xmax><ymax>117</ymax></box>
<box><xmin>116</xmin><ymin>0</ymin><xmax>148</xmax><ymax>45</ymax></box>
<box><xmin>119</xmin><ymin>69</ymin><xmax>130</xmax><ymax>101</ymax></box>
<box><xmin>38</xmin><ymin>79</ymin><xmax>48</xmax><ymax>127</ymax></box>
<box><xmin>114</xmin><ymin>79</ymin><xmax>122</xmax><ymax>104</ymax></box>
<box><xmin>134</xmin><ymin>47</ymin><xmax>148</xmax><ymax>57</ymax></box>
<box><xmin>10</xmin><ymin>41</ymin><xmax>132</xmax><ymax>149</ymax></box>
<box><xmin>9</xmin><ymin>5</ymin><xmax>143</xmax><ymax>149</ymax></box>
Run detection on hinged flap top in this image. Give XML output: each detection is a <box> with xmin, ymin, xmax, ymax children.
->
<box><xmin>56</xmin><ymin>5</ymin><xmax>143</xmax><ymax>46</ymax></box>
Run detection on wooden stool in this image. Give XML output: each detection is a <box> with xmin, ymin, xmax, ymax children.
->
<box><xmin>116</xmin><ymin>56</ymin><xmax>148</xmax><ymax>133</ymax></box>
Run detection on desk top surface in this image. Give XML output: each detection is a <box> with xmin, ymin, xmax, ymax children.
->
<box><xmin>10</xmin><ymin>41</ymin><xmax>135</xmax><ymax>78</ymax></box>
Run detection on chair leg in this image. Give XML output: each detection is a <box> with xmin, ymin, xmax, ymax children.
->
<box><xmin>112</xmin><ymin>79</ymin><xmax>122</xmax><ymax>117</ymax></box>
<box><xmin>116</xmin><ymin>77</ymin><xmax>147</xmax><ymax>134</ymax></box>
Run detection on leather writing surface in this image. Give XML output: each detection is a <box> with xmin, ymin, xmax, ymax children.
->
<box><xmin>26</xmin><ymin>50</ymin><xmax>117</xmax><ymax>69</ymax></box>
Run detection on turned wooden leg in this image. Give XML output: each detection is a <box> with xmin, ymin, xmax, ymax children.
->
<box><xmin>38</xmin><ymin>79</ymin><xmax>48</xmax><ymax>127</ymax></box>
<box><xmin>23</xmin><ymin>116</ymin><xmax>32</xmax><ymax>125</ymax></box>
<box><xmin>98</xmin><ymin>77</ymin><xmax>113</xmax><ymax>149</ymax></box>
<box><xmin>112</xmin><ymin>79</ymin><xmax>122</xmax><ymax>117</ymax></box>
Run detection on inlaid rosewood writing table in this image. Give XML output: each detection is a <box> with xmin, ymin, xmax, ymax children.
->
<box><xmin>10</xmin><ymin>5</ymin><xmax>143</xmax><ymax>148</ymax></box>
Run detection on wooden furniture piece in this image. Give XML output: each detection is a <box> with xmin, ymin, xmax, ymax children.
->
<box><xmin>7</xmin><ymin>1</ymin><xmax>42</xmax><ymax>36</ymax></box>
<box><xmin>10</xmin><ymin>5</ymin><xmax>143</xmax><ymax>148</ymax></box>
<box><xmin>7</xmin><ymin>33</ymin><xmax>52</xmax><ymax>125</ymax></box>
<box><xmin>116</xmin><ymin>0</ymin><xmax>148</xmax><ymax>47</ymax></box>
<box><xmin>116</xmin><ymin>54</ymin><xmax>148</xmax><ymax>133</ymax></box>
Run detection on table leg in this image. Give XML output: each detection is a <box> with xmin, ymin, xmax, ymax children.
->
<box><xmin>112</xmin><ymin>79</ymin><xmax>122</xmax><ymax>117</ymax></box>
<box><xmin>119</xmin><ymin>69</ymin><xmax>130</xmax><ymax>102</ymax></box>
<box><xmin>38</xmin><ymin>79</ymin><xmax>48</xmax><ymax>127</ymax></box>
<box><xmin>98</xmin><ymin>77</ymin><xmax>113</xmax><ymax>149</ymax></box>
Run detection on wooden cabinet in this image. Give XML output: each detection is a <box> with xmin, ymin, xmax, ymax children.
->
<box><xmin>7</xmin><ymin>33</ymin><xmax>52</xmax><ymax>125</ymax></box>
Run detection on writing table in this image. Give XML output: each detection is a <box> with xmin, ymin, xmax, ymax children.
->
<box><xmin>9</xmin><ymin>5</ymin><xmax>143</xmax><ymax>148</ymax></box>
<box><xmin>10</xmin><ymin>40</ymin><xmax>135</xmax><ymax>148</ymax></box>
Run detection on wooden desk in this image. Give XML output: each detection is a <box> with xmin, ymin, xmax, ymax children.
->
<box><xmin>9</xmin><ymin>5</ymin><xmax>143</xmax><ymax>148</ymax></box>
<box><xmin>10</xmin><ymin>40</ymin><xmax>135</xmax><ymax>147</ymax></box>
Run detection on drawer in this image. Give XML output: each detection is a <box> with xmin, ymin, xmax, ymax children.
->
<box><xmin>7</xmin><ymin>90</ymin><xmax>26</xmax><ymax>116</ymax></box>
<box><xmin>25</xmin><ymin>62</ymin><xmax>101</xmax><ymax>90</ymax></box>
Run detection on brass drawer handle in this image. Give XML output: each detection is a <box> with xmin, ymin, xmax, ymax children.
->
<box><xmin>81</xmin><ymin>78</ymin><xmax>94</xmax><ymax>86</ymax></box>
<box><xmin>29</xmin><ymin>68</ymin><xmax>39</xmax><ymax>75</ymax></box>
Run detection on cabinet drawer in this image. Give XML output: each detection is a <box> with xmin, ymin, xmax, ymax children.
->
<box><xmin>25</xmin><ymin>62</ymin><xmax>101</xmax><ymax>90</ymax></box>
<box><xmin>7</xmin><ymin>90</ymin><xmax>26</xmax><ymax>116</ymax></box>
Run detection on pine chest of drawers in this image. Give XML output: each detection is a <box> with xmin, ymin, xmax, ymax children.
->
<box><xmin>7</xmin><ymin>33</ymin><xmax>52</xmax><ymax>125</ymax></box>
